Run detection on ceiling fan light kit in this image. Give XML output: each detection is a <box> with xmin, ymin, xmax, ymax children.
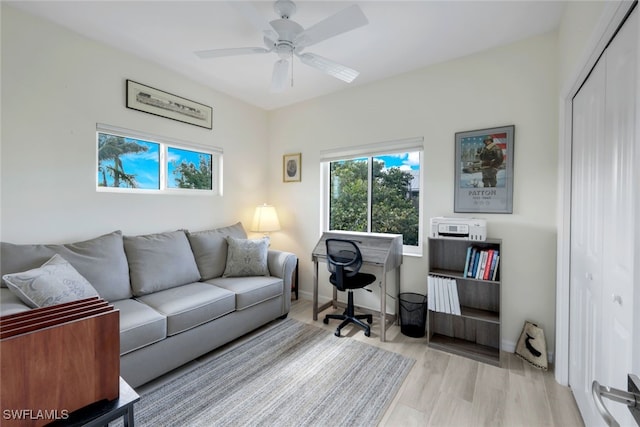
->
<box><xmin>195</xmin><ymin>0</ymin><xmax>368</xmax><ymax>91</ymax></box>
<box><xmin>271</xmin><ymin>59</ymin><xmax>290</xmax><ymax>92</ymax></box>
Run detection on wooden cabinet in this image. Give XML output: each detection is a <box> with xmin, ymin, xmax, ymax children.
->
<box><xmin>427</xmin><ymin>238</ymin><xmax>502</xmax><ymax>366</ymax></box>
<box><xmin>0</xmin><ymin>297</ymin><xmax>120</xmax><ymax>427</ymax></box>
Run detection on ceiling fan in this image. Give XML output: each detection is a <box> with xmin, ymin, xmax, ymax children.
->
<box><xmin>195</xmin><ymin>0</ymin><xmax>368</xmax><ymax>92</ymax></box>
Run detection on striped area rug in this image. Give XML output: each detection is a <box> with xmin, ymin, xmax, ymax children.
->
<box><xmin>126</xmin><ymin>318</ymin><xmax>414</xmax><ymax>426</ymax></box>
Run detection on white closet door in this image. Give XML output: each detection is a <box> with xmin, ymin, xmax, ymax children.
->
<box><xmin>600</xmin><ymin>8</ymin><xmax>637</xmax><ymax>426</ymax></box>
<box><xmin>570</xmin><ymin>8</ymin><xmax>637</xmax><ymax>426</ymax></box>
<box><xmin>570</xmin><ymin>55</ymin><xmax>607</xmax><ymax>426</ymax></box>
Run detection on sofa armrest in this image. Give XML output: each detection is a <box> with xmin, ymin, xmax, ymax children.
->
<box><xmin>267</xmin><ymin>250</ymin><xmax>297</xmax><ymax>311</ymax></box>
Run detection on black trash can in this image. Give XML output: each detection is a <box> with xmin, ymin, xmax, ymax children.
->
<box><xmin>399</xmin><ymin>292</ymin><xmax>428</xmax><ymax>338</ymax></box>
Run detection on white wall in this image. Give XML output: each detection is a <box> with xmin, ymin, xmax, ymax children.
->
<box><xmin>558</xmin><ymin>0</ymin><xmax>607</xmax><ymax>89</ymax></box>
<box><xmin>0</xmin><ymin>5</ymin><xmax>270</xmax><ymax>244</ymax></box>
<box><xmin>1</xmin><ymin>3</ymin><xmax>561</xmax><ymax>353</ymax></box>
<box><xmin>268</xmin><ymin>33</ymin><xmax>559</xmax><ymax>353</ymax></box>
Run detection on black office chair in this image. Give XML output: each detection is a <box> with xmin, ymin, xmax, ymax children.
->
<box><xmin>323</xmin><ymin>238</ymin><xmax>376</xmax><ymax>337</ymax></box>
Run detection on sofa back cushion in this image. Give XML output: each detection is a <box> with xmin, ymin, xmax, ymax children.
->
<box><xmin>186</xmin><ymin>222</ymin><xmax>247</xmax><ymax>280</ymax></box>
<box><xmin>124</xmin><ymin>230</ymin><xmax>201</xmax><ymax>296</ymax></box>
<box><xmin>0</xmin><ymin>231</ymin><xmax>132</xmax><ymax>301</ymax></box>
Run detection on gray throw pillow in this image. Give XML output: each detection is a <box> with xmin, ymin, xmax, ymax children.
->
<box><xmin>187</xmin><ymin>222</ymin><xmax>248</xmax><ymax>280</ymax></box>
<box><xmin>124</xmin><ymin>230</ymin><xmax>201</xmax><ymax>296</ymax></box>
<box><xmin>3</xmin><ymin>254</ymin><xmax>99</xmax><ymax>308</ymax></box>
<box><xmin>223</xmin><ymin>236</ymin><xmax>269</xmax><ymax>277</ymax></box>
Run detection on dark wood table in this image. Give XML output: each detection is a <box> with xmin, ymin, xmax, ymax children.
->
<box><xmin>47</xmin><ymin>377</ymin><xmax>139</xmax><ymax>427</ymax></box>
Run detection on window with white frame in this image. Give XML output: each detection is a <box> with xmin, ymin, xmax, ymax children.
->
<box><xmin>96</xmin><ymin>124</ymin><xmax>222</xmax><ymax>195</ymax></box>
<box><xmin>321</xmin><ymin>138</ymin><xmax>423</xmax><ymax>255</ymax></box>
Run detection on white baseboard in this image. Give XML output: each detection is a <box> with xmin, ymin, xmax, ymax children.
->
<box><xmin>297</xmin><ymin>290</ymin><xmax>313</xmax><ymax>301</ymax></box>
<box><xmin>501</xmin><ymin>338</ymin><xmax>516</xmax><ymax>353</ymax></box>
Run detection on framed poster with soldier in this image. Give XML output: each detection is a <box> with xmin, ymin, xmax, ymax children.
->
<box><xmin>454</xmin><ymin>125</ymin><xmax>514</xmax><ymax>213</ymax></box>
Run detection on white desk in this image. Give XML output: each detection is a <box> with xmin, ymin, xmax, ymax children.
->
<box><xmin>311</xmin><ymin>231</ymin><xmax>403</xmax><ymax>342</ymax></box>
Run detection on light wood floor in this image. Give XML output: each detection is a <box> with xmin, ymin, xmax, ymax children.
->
<box><xmin>289</xmin><ymin>298</ymin><xmax>584</xmax><ymax>427</ymax></box>
<box><xmin>139</xmin><ymin>298</ymin><xmax>584</xmax><ymax>426</ymax></box>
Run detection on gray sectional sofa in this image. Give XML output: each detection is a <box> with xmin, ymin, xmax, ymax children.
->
<box><xmin>0</xmin><ymin>222</ymin><xmax>297</xmax><ymax>387</ymax></box>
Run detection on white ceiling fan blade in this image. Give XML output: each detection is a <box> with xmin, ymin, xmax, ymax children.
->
<box><xmin>295</xmin><ymin>5</ymin><xmax>368</xmax><ymax>49</ymax></box>
<box><xmin>195</xmin><ymin>47</ymin><xmax>270</xmax><ymax>59</ymax></box>
<box><xmin>228</xmin><ymin>1</ymin><xmax>279</xmax><ymax>45</ymax></box>
<box><xmin>271</xmin><ymin>59</ymin><xmax>289</xmax><ymax>92</ymax></box>
<box><xmin>298</xmin><ymin>53</ymin><xmax>359</xmax><ymax>83</ymax></box>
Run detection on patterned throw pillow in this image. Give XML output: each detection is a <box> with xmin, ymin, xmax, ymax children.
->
<box><xmin>2</xmin><ymin>254</ymin><xmax>99</xmax><ymax>308</ymax></box>
<box><xmin>222</xmin><ymin>236</ymin><xmax>269</xmax><ymax>277</ymax></box>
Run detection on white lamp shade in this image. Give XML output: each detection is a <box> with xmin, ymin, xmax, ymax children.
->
<box><xmin>251</xmin><ymin>204</ymin><xmax>281</xmax><ymax>232</ymax></box>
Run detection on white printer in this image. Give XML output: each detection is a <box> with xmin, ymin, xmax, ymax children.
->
<box><xmin>430</xmin><ymin>217</ymin><xmax>487</xmax><ymax>241</ymax></box>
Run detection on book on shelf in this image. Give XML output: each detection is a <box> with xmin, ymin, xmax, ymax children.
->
<box><xmin>462</xmin><ymin>246</ymin><xmax>472</xmax><ymax>278</ymax></box>
<box><xmin>447</xmin><ymin>278</ymin><xmax>454</xmax><ymax>313</ymax></box>
<box><xmin>436</xmin><ymin>277</ymin><xmax>447</xmax><ymax>313</ymax></box>
<box><xmin>476</xmin><ymin>250</ymin><xmax>487</xmax><ymax>279</ymax></box>
<box><xmin>484</xmin><ymin>249</ymin><xmax>495</xmax><ymax>280</ymax></box>
<box><xmin>491</xmin><ymin>253</ymin><xmax>500</xmax><ymax>281</ymax></box>
<box><xmin>427</xmin><ymin>275</ymin><xmax>435</xmax><ymax>311</ymax></box>
<box><xmin>440</xmin><ymin>277</ymin><xmax>451</xmax><ymax>314</ymax></box>
<box><xmin>430</xmin><ymin>275</ymin><xmax>440</xmax><ymax>313</ymax></box>
<box><xmin>462</xmin><ymin>245</ymin><xmax>500</xmax><ymax>282</ymax></box>
<box><xmin>469</xmin><ymin>248</ymin><xmax>480</xmax><ymax>278</ymax></box>
<box><xmin>432</xmin><ymin>275</ymin><xmax>440</xmax><ymax>312</ymax></box>
<box><xmin>427</xmin><ymin>274</ymin><xmax>461</xmax><ymax>316</ymax></box>
<box><xmin>447</xmin><ymin>278</ymin><xmax>461</xmax><ymax>315</ymax></box>
<box><xmin>483</xmin><ymin>249</ymin><xmax>495</xmax><ymax>280</ymax></box>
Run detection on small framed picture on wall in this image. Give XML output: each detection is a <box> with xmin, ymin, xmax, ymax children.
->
<box><xmin>283</xmin><ymin>153</ymin><xmax>301</xmax><ymax>183</ymax></box>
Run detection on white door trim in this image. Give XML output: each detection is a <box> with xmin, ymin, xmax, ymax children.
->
<box><xmin>555</xmin><ymin>0</ymin><xmax>637</xmax><ymax>386</ymax></box>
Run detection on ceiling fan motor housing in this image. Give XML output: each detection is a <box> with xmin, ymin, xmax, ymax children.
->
<box><xmin>265</xmin><ymin>19</ymin><xmax>304</xmax><ymax>58</ymax></box>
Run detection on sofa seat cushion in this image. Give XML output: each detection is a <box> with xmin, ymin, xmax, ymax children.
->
<box><xmin>112</xmin><ymin>298</ymin><xmax>167</xmax><ymax>356</ymax></box>
<box><xmin>135</xmin><ymin>282</ymin><xmax>235</xmax><ymax>336</ymax></box>
<box><xmin>206</xmin><ymin>276</ymin><xmax>283</xmax><ymax>310</ymax></box>
<box><xmin>0</xmin><ymin>288</ymin><xmax>30</xmax><ymax>316</ymax></box>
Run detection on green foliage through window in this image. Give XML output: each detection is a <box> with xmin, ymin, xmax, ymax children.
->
<box><xmin>329</xmin><ymin>152</ymin><xmax>420</xmax><ymax>246</ymax></box>
<box><xmin>168</xmin><ymin>147</ymin><xmax>212</xmax><ymax>190</ymax></box>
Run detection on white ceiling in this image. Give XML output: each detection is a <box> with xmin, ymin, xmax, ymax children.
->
<box><xmin>8</xmin><ymin>1</ymin><xmax>566</xmax><ymax>111</ymax></box>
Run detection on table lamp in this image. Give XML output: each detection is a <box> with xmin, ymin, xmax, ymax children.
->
<box><xmin>251</xmin><ymin>204</ymin><xmax>281</xmax><ymax>236</ymax></box>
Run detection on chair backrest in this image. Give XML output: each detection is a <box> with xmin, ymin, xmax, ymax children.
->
<box><xmin>325</xmin><ymin>239</ymin><xmax>363</xmax><ymax>291</ymax></box>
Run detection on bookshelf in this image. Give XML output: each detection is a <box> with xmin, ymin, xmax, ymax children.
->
<box><xmin>427</xmin><ymin>237</ymin><xmax>502</xmax><ymax>367</ymax></box>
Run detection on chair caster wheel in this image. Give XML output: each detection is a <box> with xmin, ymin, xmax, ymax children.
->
<box><xmin>323</xmin><ymin>318</ymin><xmax>329</xmax><ymax>324</ymax></box>
<box><xmin>365</xmin><ymin>330</ymin><xmax>371</xmax><ymax>337</ymax></box>
<box><xmin>335</xmin><ymin>330</ymin><xmax>341</xmax><ymax>337</ymax></box>
<box><xmin>366</xmin><ymin>317</ymin><xmax>373</xmax><ymax>324</ymax></box>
